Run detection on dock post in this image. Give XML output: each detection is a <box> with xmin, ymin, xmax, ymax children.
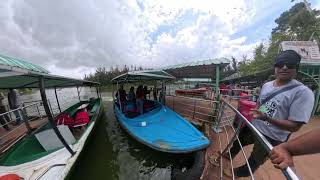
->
<box><xmin>215</xmin><ymin>64</ymin><xmax>220</xmax><ymax>99</ymax></box>
<box><xmin>212</xmin><ymin>102</ymin><xmax>225</xmax><ymax>133</ymax></box>
<box><xmin>21</xmin><ymin>107</ymin><xmax>32</xmax><ymax>134</ymax></box>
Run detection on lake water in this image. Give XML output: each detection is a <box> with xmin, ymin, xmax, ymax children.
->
<box><xmin>67</xmin><ymin>92</ymin><xmax>190</xmax><ymax>180</ymax></box>
<box><xmin>16</xmin><ymin>89</ymin><xmax>191</xmax><ymax>180</ymax></box>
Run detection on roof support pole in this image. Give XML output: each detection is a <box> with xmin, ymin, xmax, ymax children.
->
<box><xmin>76</xmin><ymin>86</ymin><xmax>81</xmax><ymax>101</ymax></box>
<box><xmin>38</xmin><ymin>76</ymin><xmax>75</xmax><ymax>156</ymax></box>
<box><xmin>54</xmin><ymin>87</ymin><xmax>62</xmax><ymax>113</ymax></box>
<box><xmin>215</xmin><ymin>64</ymin><xmax>220</xmax><ymax>99</ymax></box>
<box><xmin>116</xmin><ymin>82</ymin><xmax>122</xmax><ymax>112</ymax></box>
<box><xmin>161</xmin><ymin>81</ymin><xmax>165</xmax><ymax>105</ymax></box>
<box><xmin>96</xmin><ymin>87</ymin><xmax>99</xmax><ymax>98</ymax></box>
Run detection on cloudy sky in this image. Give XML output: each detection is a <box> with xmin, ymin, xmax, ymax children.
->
<box><xmin>0</xmin><ymin>0</ymin><xmax>319</xmax><ymax>78</ymax></box>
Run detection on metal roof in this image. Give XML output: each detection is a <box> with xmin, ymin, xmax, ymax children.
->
<box><xmin>0</xmin><ymin>54</ymin><xmax>49</xmax><ymax>74</ymax></box>
<box><xmin>222</xmin><ymin>69</ymin><xmax>273</xmax><ymax>84</ymax></box>
<box><xmin>0</xmin><ymin>54</ymin><xmax>99</xmax><ymax>89</ymax></box>
<box><xmin>162</xmin><ymin>58</ymin><xmax>230</xmax><ymax>78</ymax></box>
<box><xmin>112</xmin><ymin>70</ymin><xmax>175</xmax><ymax>83</ymax></box>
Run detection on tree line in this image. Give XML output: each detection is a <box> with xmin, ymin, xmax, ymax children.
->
<box><xmin>84</xmin><ymin>65</ymin><xmax>153</xmax><ymax>85</ymax></box>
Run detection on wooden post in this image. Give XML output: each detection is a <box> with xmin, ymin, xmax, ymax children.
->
<box><xmin>215</xmin><ymin>64</ymin><xmax>220</xmax><ymax>99</ymax></box>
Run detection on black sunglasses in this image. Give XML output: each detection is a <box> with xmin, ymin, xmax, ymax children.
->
<box><xmin>274</xmin><ymin>63</ymin><xmax>297</xmax><ymax>69</ymax></box>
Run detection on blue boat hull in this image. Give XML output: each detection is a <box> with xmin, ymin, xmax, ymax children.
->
<box><xmin>114</xmin><ymin>101</ymin><xmax>210</xmax><ymax>153</ymax></box>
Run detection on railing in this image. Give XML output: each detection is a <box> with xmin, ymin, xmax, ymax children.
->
<box><xmin>35</xmin><ymin>163</ymin><xmax>66</xmax><ymax>180</ymax></box>
<box><xmin>165</xmin><ymin>95</ymin><xmax>219</xmax><ymax>124</ymax></box>
<box><xmin>211</xmin><ymin>97</ymin><xmax>299</xmax><ymax>180</ymax></box>
<box><xmin>0</xmin><ymin>101</ymin><xmax>48</xmax><ymax>154</ymax></box>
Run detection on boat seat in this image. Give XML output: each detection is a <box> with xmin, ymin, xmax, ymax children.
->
<box><xmin>35</xmin><ymin>125</ymin><xmax>76</xmax><ymax>151</ymax></box>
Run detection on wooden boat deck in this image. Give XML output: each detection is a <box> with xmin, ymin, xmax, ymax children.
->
<box><xmin>0</xmin><ymin>117</ymin><xmax>48</xmax><ymax>154</ymax></box>
<box><xmin>166</xmin><ymin>95</ymin><xmax>320</xmax><ymax>180</ymax></box>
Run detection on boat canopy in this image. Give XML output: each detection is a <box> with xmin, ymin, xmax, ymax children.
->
<box><xmin>111</xmin><ymin>70</ymin><xmax>175</xmax><ymax>83</ymax></box>
<box><xmin>162</xmin><ymin>58</ymin><xmax>230</xmax><ymax>79</ymax></box>
<box><xmin>0</xmin><ymin>54</ymin><xmax>99</xmax><ymax>89</ymax></box>
<box><xmin>222</xmin><ymin>69</ymin><xmax>273</xmax><ymax>84</ymax></box>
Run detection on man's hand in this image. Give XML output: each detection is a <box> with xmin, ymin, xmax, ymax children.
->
<box><xmin>250</xmin><ymin>109</ymin><xmax>268</xmax><ymax>121</ymax></box>
<box><xmin>270</xmin><ymin>144</ymin><xmax>294</xmax><ymax>169</ymax></box>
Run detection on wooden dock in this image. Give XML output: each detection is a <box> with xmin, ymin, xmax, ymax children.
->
<box><xmin>0</xmin><ymin>117</ymin><xmax>48</xmax><ymax>154</ymax></box>
<box><xmin>166</xmin><ymin>95</ymin><xmax>320</xmax><ymax>180</ymax></box>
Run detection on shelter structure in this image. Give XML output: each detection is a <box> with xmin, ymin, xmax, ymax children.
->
<box><xmin>162</xmin><ymin>58</ymin><xmax>230</xmax><ymax>98</ymax></box>
<box><xmin>0</xmin><ymin>53</ymin><xmax>100</xmax><ymax>156</ymax></box>
<box><xmin>111</xmin><ymin>70</ymin><xmax>175</xmax><ymax>83</ymax></box>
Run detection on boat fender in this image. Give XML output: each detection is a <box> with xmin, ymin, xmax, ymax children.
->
<box><xmin>0</xmin><ymin>174</ymin><xmax>21</xmax><ymax>180</ymax></box>
<box><xmin>171</xmin><ymin>150</ymin><xmax>205</xmax><ymax>180</ymax></box>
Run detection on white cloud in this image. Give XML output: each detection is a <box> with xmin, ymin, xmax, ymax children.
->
<box><xmin>0</xmin><ymin>0</ymin><xmax>291</xmax><ymax>78</ymax></box>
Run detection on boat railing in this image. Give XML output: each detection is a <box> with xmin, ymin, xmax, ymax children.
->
<box><xmin>34</xmin><ymin>163</ymin><xmax>66</xmax><ymax>180</ymax></box>
<box><xmin>0</xmin><ymin>101</ymin><xmax>48</xmax><ymax>154</ymax></box>
<box><xmin>165</xmin><ymin>94</ymin><xmax>220</xmax><ymax>124</ymax></box>
<box><xmin>210</xmin><ymin>96</ymin><xmax>300</xmax><ymax>180</ymax></box>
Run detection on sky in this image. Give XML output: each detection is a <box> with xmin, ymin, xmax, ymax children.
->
<box><xmin>0</xmin><ymin>0</ymin><xmax>319</xmax><ymax>78</ymax></box>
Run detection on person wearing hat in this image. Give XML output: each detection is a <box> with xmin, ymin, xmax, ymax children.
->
<box><xmin>222</xmin><ymin>50</ymin><xmax>315</xmax><ymax>177</ymax></box>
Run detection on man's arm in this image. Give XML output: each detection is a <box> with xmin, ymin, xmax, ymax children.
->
<box><xmin>264</xmin><ymin>116</ymin><xmax>303</xmax><ymax>132</ymax></box>
<box><xmin>270</xmin><ymin>128</ymin><xmax>320</xmax><ymax>169</ymax></box>
<box><xmin>280</xmin><ymin>128</ymin><xmax>320</xmax><ymax>156</ymax></box>
<box><xmin>251</xmin><ymin>110</ymin><xmax>303</xmax><ymax>132</ymax></box>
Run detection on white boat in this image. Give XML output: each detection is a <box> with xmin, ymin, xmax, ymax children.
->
<box><xmin>0</xmin><ymin>54</ymin><xmax>102</xmax><ymax>180</ymax></box>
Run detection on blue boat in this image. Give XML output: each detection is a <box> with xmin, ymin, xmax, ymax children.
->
<box><xmin>112</xmin><ymin>70</ymin><xmax>210</xmax><ymax>153</ymax></box>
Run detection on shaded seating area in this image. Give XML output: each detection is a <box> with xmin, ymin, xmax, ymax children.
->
<box><xmin>115</xmin><ymin>99</ymin><xmax>160</xmax><ymax>118</ymax></box>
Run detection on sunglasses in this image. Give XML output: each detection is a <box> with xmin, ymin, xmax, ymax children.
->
<box><xmin>274</xmin><ymin>63</ymin><xmax>297</xmax><ymax>69</ymax></box>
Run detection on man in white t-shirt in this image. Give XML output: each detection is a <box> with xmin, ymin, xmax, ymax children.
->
<box><xmin>226</xmin><ymin>50</ymin><xmax>314</xmax><ymax>177</ymax></box>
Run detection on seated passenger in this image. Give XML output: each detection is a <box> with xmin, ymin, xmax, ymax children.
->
<box><xmin>136</xmin><ymin>85</ymin><xmax>145</xmax><ymax>114</ymax></box>
<box><xmin>127</xmin><ymin>86</ymin><xmax>136</xmax><ymax>102</ymax></box>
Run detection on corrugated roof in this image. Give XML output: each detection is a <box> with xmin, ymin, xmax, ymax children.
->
<box><xmin>0</xmin><ymin>54</ymin><xmax>99</xmax><ymax>89</ymax></box>
<box><xmin>112</xmin><ymin>70</ymin><xmax>175</xmax><ymax>83</ymax></box>
<box><xmin>162</xmin><ymin>58</ymin><xmax>230</xmax><ymax>70</ymax></box>
<box><xmin>0</xmin><ymin>54</ymin><xmax>49</xmax><ymax>74</ymax></box>
<box><xmin>162</xmin><ymin>58</ymin><xmax>230</xmax><ymax>79</ymax></box>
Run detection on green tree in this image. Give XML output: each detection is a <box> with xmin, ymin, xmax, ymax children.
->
<box><xmin>238</xmin><ymin>2</ymin><xmax>320</xmax><ymax>76</ymax></box>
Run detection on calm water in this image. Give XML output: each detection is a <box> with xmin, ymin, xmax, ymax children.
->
<box><xmin>68</xmin><ymin>92</ymin><xmax>189</xmax><ymax>180</ymax></box>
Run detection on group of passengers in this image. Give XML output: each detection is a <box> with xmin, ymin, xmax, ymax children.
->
<box><xmin>116</xmin><ymin>85</ymin><xmax>151</xmax><ymax>114</ymax></box>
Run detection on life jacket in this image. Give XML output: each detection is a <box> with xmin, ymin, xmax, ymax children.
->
<box><xmin>143</xmin><ymin>101</ymin><xmax>153</xmax><ymax>109</ymax></box>
<box><xmin>55</xmin><ymin>113</ymin><xmax>74</xmax><ymax>126</ymax></box>
<box><xmin>73</xmin><ymin>111</ymin><xmax>90</xmax><ymax>127</ymax></box>
<box><xmin>0</xmin><ymin>174</ymin><xmax>20</xmax><ymax>180</ymax></box>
